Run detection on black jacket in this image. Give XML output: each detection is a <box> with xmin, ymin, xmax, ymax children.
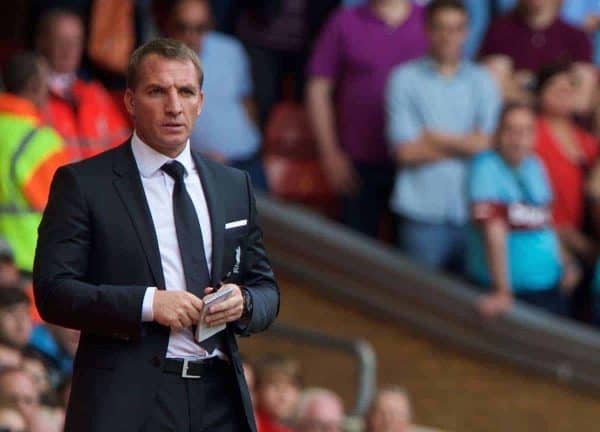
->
<box><xmin>33</xmin><ymin>141</ymin><xmax>279</xmax><ymax>432</ymax></box>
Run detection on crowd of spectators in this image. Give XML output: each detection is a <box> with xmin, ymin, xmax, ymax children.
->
<box><xmin>241</xmin><ymin>354</ymin><xmax>414</xmax><ymax>432</ymax></box>
<box><xmin>2</xmin><ymin>0</ymin><xmax>600</xmax><ymax>429</ymax></box>
<box><xmin>306</xmin><ymin>0</ymin><xmax>600</xmax><ymax>323</ymax></box>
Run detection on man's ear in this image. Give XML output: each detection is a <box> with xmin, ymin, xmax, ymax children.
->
<box><xmin>124</xmin><ymin>88</ymin><xmax>135</xmax><ymax>118</ymax></box>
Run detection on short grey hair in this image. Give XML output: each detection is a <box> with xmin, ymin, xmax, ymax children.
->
<box><xmin>295</xmin><ymin>388</ymin><xmax>344</xmax><ymax>421</ymax></box>
<box><xmin>367</xmin><ymin>386</ymin><xmax>412</xmax><ymax>421</ymax></box>
<box><xmin>126</xmin><ymin>38</ymin><xmax>204</xmax><ymax>90</ymax></box>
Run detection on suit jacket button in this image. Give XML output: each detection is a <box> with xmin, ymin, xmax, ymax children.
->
<box><xmin>151</xmin><ymin>356</ymin><xmax>161</xmax><ymax>368</ymax></box>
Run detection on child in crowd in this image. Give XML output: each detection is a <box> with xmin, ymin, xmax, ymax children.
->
<box><xmin>254</xmin><ymin>354</ymin><xmax>302</xmax><ymax>432</ymax></box>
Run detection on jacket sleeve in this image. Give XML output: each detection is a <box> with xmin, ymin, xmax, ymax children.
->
<box><xmin>234</xmin><ymin>172</ymin><xmax>280</xmax><ymax>336</ymax></box>
<box><xmin>33</xmin><ymin>165</ymin><xmax>147</xmax><ymax>338</ymax></box>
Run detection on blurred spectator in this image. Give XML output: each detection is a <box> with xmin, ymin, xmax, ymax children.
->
<box><xmin>0</xmin><ymin>345</ymin><xmax>22</xmax><ymax>370</ymax></box>
<box><xmin>165</xmin><ymin>0</ymin><xmax>268</xmax><ymax>190</ymax></box>
<box><xmin>241</xmin><ymin>357</ymin><xmax>257</xmax><ymax>406</ymax></box>
<box><xmin>0</xmin><ymin>288</ymin><xmax>32</xmax><ymax>351</ymax></box>
<box><xmin>561</xmin><ymin>1</ymin><xmax>600</xmax><ymax>67</ymax></box>
<box><xmin>534</xmin><ymin>65</ymin><xmax>598</xmax><ymax>266</ymax></box>
<box><xmin>386</xmin><ymin>0</ymin><xmax>500</xmax><ymax>271</ymax></box>
<box><xmin>0</xmin><ymin>241</ymin><xmax>19</xmax><ymax>290</ymax></box>
<box><xmin>307</xmin><ymin>0</ymin><xmax>426</xmax><ymax>238</ymax></box>
<box><xmin>29</xmin><ymin>325</ymin><xmax>78</xmax><ymax>377</ymax></box>
<box><xmin>0</xmin><ymin>405</ymin><xmax>27</xmax><ymax>432</ymax></box>
<box><xmin>467</xmin><ymin>103</ymin><xmax>573</xmax><ymax>318</ymax></box>
<box><xmin>21</xmin><ymin>349</ymin><xmax>51</xmax><ymax>405</ymax></box>
<box><xmin>492</xmin><ymin>0</ymin><xmax>600</xmax><ymax>69</ymax></box>
<box><xmin>480</xmin><ymin>0</ymin><xmax>596</xmax><ymax>115</ymax></box>
<box><xmin>236</xmin><ymin>0</ymin><xmax>340</xmax><ymax>126</ymax></box>
<box><xmin>0</xmin><ymin>241</ymin><xmax>39</xmax><ymax>326</ymax></box>
<box><xmin>35</xmin><ymin>8</ymin><xmax>131</xmax><ymax>162</ymax></box>
<box><xmin>55</xmin><ymin>376</ymin><xmax>70</xmax><ymax>409</ymax></box>
<box><xmin>295</xmin><ymin>388</ymin><xmax>344</xmax><ymax>432</ymax></box>
<box><xmin>0</xmin><ymin>53</ymin><xmax>67</xmax><ymax>274</ymax></box>
<box><xmin>0</xmin><ymin>366</ymin><xmax>62</xmax><ymax>432</ymax></box>
<box><xmin>255</xmin><ymin>354</ymin><xmax>302</xmax><ymax>432</ymax></box>
<box><xmin>342</xmin><ymin>0</ymin><xmax>491</xmax><ymax>59</ymax></box>
<box><xmin>480</xmin><ymin>0</ymin><xmax>591</xmax><ymax>73</ymax></box>
<box><xmin>366</xmin><ymin>386</ymin><xmax>412</xmax><ymax>432</ymax></box>
<box><xmin>0</xmin><ymin>368</ymin><xmax>39</xmax><ymax>429</ymax></box>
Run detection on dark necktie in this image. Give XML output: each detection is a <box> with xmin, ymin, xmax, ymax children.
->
<box><xmin>161</xmin><ymin>160</ymin><xmax>219</xmax><ymax>354</ymax></box>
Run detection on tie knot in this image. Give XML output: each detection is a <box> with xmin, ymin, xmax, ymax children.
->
<box><xmin>161</xmin><ymin>160</ymin><xmax>186</xmax><ymax>182</ymax></box>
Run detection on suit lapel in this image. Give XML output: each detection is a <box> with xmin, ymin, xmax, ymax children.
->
<box><xmin>112</xmin><ymin>142</ymin><xmax>166</xmax><ymax>288</ymax></box>
<box><xmin>192</xmin><ymin>152</ymin><xmax>224</xmax><ymax>286</ymax></box>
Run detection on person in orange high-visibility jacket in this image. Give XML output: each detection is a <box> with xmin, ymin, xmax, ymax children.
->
<box><xmin>0</xmin><ymin>53</ymin><xmax>68</xmax><ymax>273</ymax></box>
<box><xmin>36</xmin><ymin>8</ymin><xmax>131</xmax><ymax>162</ymax></box>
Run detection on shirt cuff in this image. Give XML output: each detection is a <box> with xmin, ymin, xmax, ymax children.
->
<box><xmin>141</xmin><ymin>287</ymin><xmax>156</xmax><ymax>322</ymax></box>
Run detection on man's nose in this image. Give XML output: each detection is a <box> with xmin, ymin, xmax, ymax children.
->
<box><xmin>165</xmin><ymin>90</ymin><xmax>183</xmax><ymax>116</ymax></box>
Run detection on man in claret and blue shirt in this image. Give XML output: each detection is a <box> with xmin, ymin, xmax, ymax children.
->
<box><xmin>466</xmin><ymin>103</ymin><xmax>578</xmax><ymax>319</ymax></box>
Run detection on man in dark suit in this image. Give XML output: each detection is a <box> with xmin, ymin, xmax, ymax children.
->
<box><xmin>33</xmin><ymin>38</ymin><xmax>279</xmax><ymax>432</ymax></box>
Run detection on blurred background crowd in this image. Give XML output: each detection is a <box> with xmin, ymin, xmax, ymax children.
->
<box><xmin>0</xmin><ymin>0</ymin><xmax>598</xmax><ymax>430</ymax></box>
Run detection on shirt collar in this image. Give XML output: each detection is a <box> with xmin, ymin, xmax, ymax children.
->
<box><xmin>131</xmin><ymin>131</ymin><xmax>194</xmax><ymax>178</ymax></box>
<box><xmin>421</xmin><ymin>56</ymin><xmax>468</xmax><ymax>78</ymax></box>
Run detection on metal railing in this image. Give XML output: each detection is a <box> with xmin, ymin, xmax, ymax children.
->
<box><xmin>256</xmin><ymin>194</ymin><xmax>600</xmax><ymax>394</ymax></box>
<box><xmin>260</xmin><ymin>322</ymin><xmax>377</xmax><ymax>416</ymax></box>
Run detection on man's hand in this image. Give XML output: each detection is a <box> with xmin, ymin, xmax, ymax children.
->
<box><xmin>203</xmin><ymin>284</ymin><xmax>244</xmax><ymax>327</ymax></box>
<box><xmin>560</xmin><ymin>260</ymin><xmax>581</xmax><ymax>296</ymax></box>
<box><xmin>477</xmin><ymin>291</ymin><xmax>512</xmax><ymax>319</ymax></box>
<box><xmin>427</xmin><ymin>130</ymin><xmax>489</xmax><ymax>155</ymax></box>
<box><xmin>153</xmin><ymin>291</ymin><xmax>204</xmax><ymax>331</ymax></box>
<box><xmin>320</xmin><ymin>148</ymin><xmax>359</xmax><ymax>195</ymax></box>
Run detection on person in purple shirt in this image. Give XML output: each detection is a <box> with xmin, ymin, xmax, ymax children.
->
<box><xmin>306</xmin><ymin>0</ymin><xmax>427</xmax><ymax>238</ymax></box>
<box><xmin>479</xmin><ymin>0</ymin><xmax>596</xmax><ymax>116</ymax></box>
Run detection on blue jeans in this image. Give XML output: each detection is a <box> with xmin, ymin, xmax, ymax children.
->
<box><xmin>397</xmin><ymin>217</ymin><xmax>466</xmax><ymax>273</ymax></box>
<box><xmin>515</xmin><ymin>288</ymin><xmax>568</xmax><ymax>317</ymax></box>
<box><xmin>342</xmin><ymin>162</ymin><xmax>395</xmax><ymax>238</ymax></box>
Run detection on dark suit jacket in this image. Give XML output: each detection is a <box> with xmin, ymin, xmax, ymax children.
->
<box><xmin>33</xmin><ymin>141</ymin><xmax>279</xmax><ymax>432</ymax></box>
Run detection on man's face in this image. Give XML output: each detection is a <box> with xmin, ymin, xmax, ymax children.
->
<box><xmin>257</xmin><ymin>374</ymin><xmax>300</xmax><ymax>422</ymax></box>
<box><xmin>540</xmin><ymin>72</ymin><xmax>575</xmax><ymax>118</ymax></box>
<box><xmin>300</xmin><ymin>398</ymin><xmax>344</xmax><ymax>432</ymax></box>
<box><xmin>167</xmin><ymin>0</ymin><xmax>212</xmax><ymax>53</ymax></box>
<box><xmin>0</xmin><ymin>372</ymin><xmax>39</xmax><ymax>422</ymax></box>
<box><xmin>498</xmin><ymin>108</ymin><xmax>536</xmax><ymax>166</ymax></box>
<box><xmin>368</xmin><ymin>392</ymin><xmax>411</xmax><ymax>432</ymax></box>
<box><xmin>0</xmin><ymin>345</ymin><xmax>22</xmax><ymax>369</ymax></box>
<box><xmin>0</xmin><ymin>304</ymin><xmax>32</xmax><ymax>349</ymax></box>
<box><xmin>0</xmin><ymin>261</ymin><xmax>19</xmax><ymax>289</ymax></box>
<box><xmin>22</xmin><ymin>358</ymin><xmax>50</xmax><ymax>397</ymax></box>
<box><xmin>0</xmin><ymin>407</ymin><xmax>26</xmax><ymax>432</ymax></box>
<box><xmin>124</xmin><ymin>54</ymin><xmax>203</xmax><ymax>158</ymax></box>
<box><xmin>40</xmin><ymin>15</ymin><xmax>84</xmax><ymax>74</ymax></box>
<box><xmin>427</xmin><ymin>8</ymin><xmax>468</xmax><ymax>63</ymax></box>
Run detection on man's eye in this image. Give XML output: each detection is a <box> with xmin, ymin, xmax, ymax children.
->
<box><xmin>149</xmin><ymin>88</ymin><xmax>162</xmax><ymax>95</ymax></box>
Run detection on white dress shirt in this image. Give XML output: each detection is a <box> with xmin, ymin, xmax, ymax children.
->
<box><xmin>132</xmin><ymin>132</ymin><xmax>219</xmax><ymax>359</ymax></box>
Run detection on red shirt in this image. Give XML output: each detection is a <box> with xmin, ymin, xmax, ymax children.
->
<box><xmin>255</xmin><ymin>409</ymin><xmax>293</xmax><ymax>432</ymax></box>
<box><xmin>534</xmin><ymin>118</ymin><xmax>598</xmax><ymax>229</ymax></box>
